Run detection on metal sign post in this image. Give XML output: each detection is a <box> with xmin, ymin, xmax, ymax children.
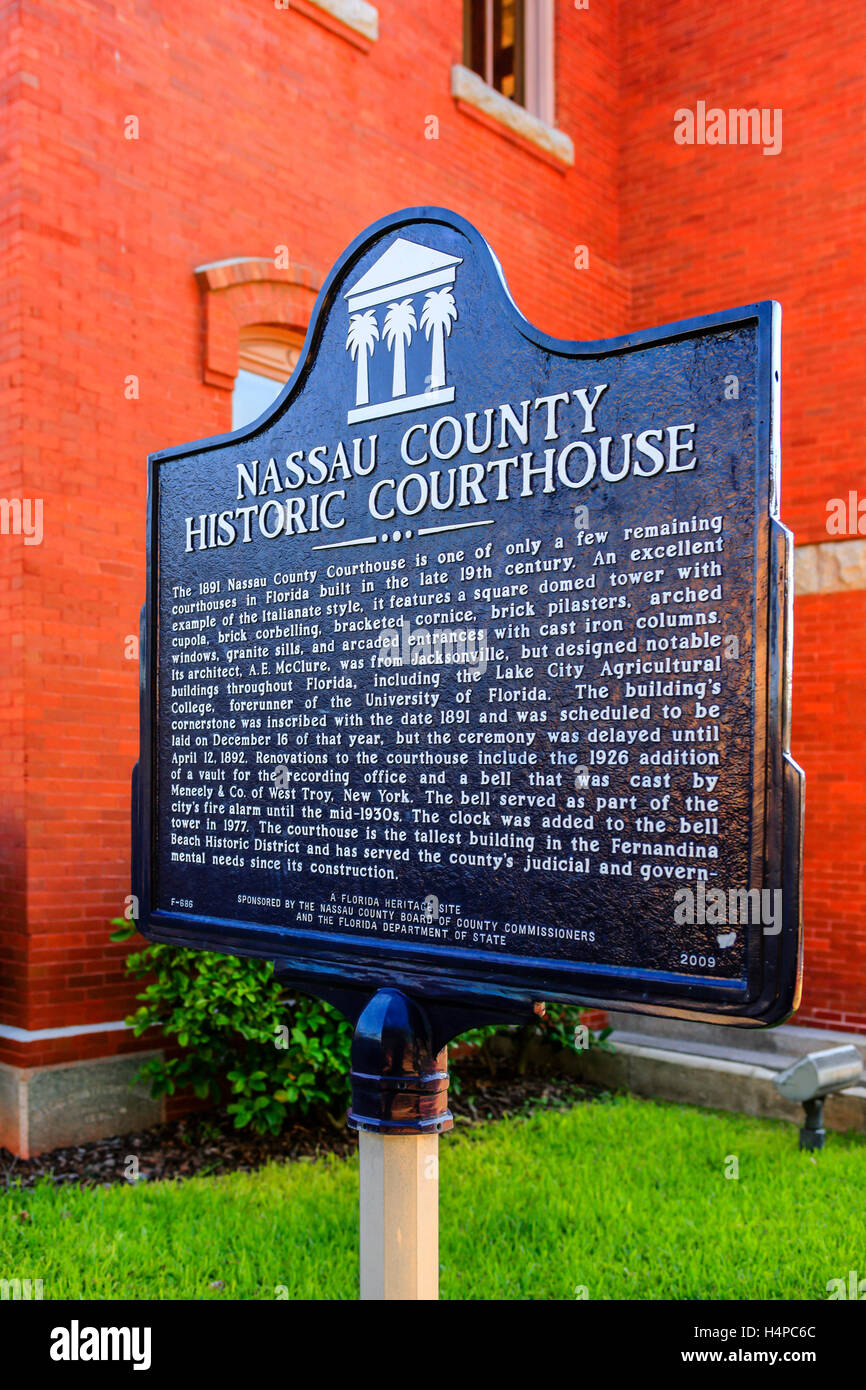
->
<box><xmin>133</xmin><ymin>204</ymin><xmax>805</xmax><ymax>1302</ymax></box>
<box><xmin>276</xmin><ymin>980</ymin><xmax>532</xmax><ymax>1299</ymax></box>
<box><xmin>347</xmin><ymin>989</ymin><xmax>450</xmax><ymax>1301</ymax></box>
<box><xmin>344</xmin><ymin>988</ymin><xmax>539</xmax><ymax>1299</ymax></box>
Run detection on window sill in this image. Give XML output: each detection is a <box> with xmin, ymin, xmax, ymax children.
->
<box><xmin>450</xmin><ymin>64</ymin><xmax>574</xmax><ymax>169</ymax></box>
<box><xmin>289</xmin><ymin>0</ymin><xmax>378</xmax><ymax>52</ymax></box>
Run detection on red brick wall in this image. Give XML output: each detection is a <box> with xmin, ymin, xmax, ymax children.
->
<box><xmin>0</xmin><ymin>1</ymin><xmax>32</xmax><ymax>1035</ymax></box>
<box><xmin>1</xmin><ymin>0</ymin><xmax>862</xmax><ymax>1075</ymax></box>
<box><xmin>620</xmin><ymin>0</ymin><xmax>865</xmax><ymax>543</ymax></box>
<box><xmin>791</xmin><ymin>593</ymin><xmax>866</xmax><ymax>1032</ymax></box>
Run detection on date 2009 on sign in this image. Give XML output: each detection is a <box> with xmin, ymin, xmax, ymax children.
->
<box><xmin>681</xmin><ymin>952</ymin><xmax>719</xmax><ymax>969</ymax></box>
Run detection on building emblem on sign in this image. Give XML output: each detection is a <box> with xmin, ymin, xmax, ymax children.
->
<box><xmin>344</xmin><ymin>237</ymin><xmax>462</xmax><ymax>424</ymax></box>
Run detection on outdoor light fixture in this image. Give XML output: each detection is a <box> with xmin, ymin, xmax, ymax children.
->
<box><xmin>772</xmin><ymin>1046</ymin><xmax>864</xmax><ymax>1150</ymax></box>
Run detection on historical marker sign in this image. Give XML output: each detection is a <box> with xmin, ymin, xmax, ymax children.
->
<box><xmin>133</xmin><ymin>207</ymin><xmax>803</xmax><ymax>1027</ymax></box>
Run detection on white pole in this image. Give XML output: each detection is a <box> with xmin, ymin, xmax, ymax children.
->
<box><xmin>359</xmin><ymin>1131</ymin><xmax>439</xmax><ymax>1300</ymax></box>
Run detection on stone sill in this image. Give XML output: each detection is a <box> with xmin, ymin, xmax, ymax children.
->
<box><xmin>451</xmin><ymin>64</ymin><xmax>574</xmax><ymax>169</ymax></box>
<box><xmin>795</xmin><ymin>538</ymin><xmax>866</xmax><ymax>595</ymax></box>
<box><xmin>289</xmin><ymin>0</ymin><xmax>378</xmax><ymax>52</ymax></box>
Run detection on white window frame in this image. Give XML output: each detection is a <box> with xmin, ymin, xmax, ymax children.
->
<box><xmin>522</xmin><ymin>0</ymin><xmax>555</xmax><ymax>128</ymax></box>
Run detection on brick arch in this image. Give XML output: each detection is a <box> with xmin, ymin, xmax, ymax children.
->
<box><xmin>194</xmin><ymin>257</ymin><xmax>324</xmax><ymax>390</ymax></box>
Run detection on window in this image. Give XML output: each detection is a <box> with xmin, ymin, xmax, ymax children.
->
<box><xmin>465</xmin><ymin>0</ymin><xmax>524</xmax><ymax>106</ymax></box>
<box><xmin>231</xmin><ymin>326</ymin><xmax>304</xmax><ymax>430</ymax></box>
<box><xmin>463</xmin><ymin>0</ymin><xmax>553</xmax><ymax>125</ymax></box>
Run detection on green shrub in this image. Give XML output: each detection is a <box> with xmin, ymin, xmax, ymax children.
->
<box><xmin>111</xmin><ymin>921</ymin><xmax>352</xmax><ymax>1132</ymax></box>
<box><xmin>111</xmin><ymin>921</ymin><xmax>607</xmax><ymax>1134</ymax></box>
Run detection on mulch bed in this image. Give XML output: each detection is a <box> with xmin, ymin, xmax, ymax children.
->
<box><xmin>0</xmin><ymin>1071</ymin><xmax>601</xmax><ymax>1191</ymax></box>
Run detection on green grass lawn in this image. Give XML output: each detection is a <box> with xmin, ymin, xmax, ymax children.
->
<box><xmin>3</xmin><ymin>1093</ymin><xmax>864</xmax><ymax>1300</ymax></box>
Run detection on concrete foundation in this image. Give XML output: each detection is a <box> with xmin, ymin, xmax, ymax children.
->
<box><xmin>572</xmin><ymin>1014</ymin><xmax>866</xmax><ymax>1133</ymax></box>
<box><xmin>0</xmin><ymin>1052</ymin><xmax>165</xmax><ymax>1158</ymax></box>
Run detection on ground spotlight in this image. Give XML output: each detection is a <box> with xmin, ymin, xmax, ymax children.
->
<box><xmin>772</xmin><ymin>1046</ymin><xmax>863</xmax><ymax>1150</ymax></box>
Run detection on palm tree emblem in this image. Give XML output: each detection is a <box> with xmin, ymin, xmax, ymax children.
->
<box><xmin>383</xmin><ymin>299</ymin><xmax>417</xmax><ymax>398</ymax></box>
<box><xmin>346</xmin><ymin>310</ymin><xmax>380</xmax><ymax>407</ymax></box>
<box><xmin>420</xmin><ymin>288</ymin><xmax>458</xmax><ymax>392</ymax></box>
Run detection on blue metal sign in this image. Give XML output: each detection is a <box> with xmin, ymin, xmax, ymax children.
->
<box><xmin>133</xmin><ymin>207</ymin><xmax>803</xmax><ymax>1027</ymax></box>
